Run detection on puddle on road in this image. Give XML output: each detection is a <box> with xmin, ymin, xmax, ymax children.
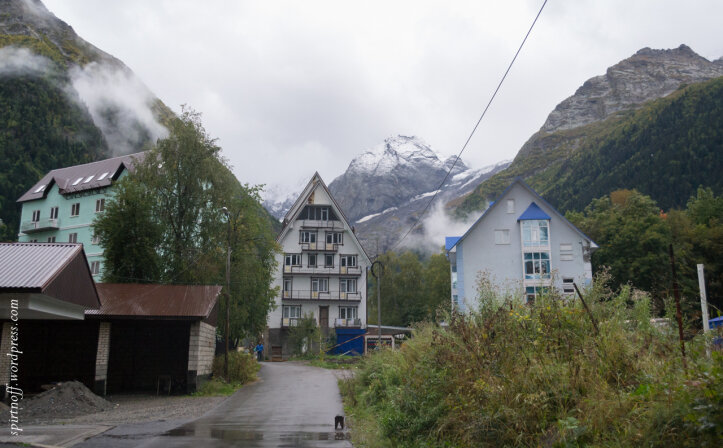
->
<box><xmin>166</xmin><ymin>427</ymin><xmax>351</xmax><ymax>443</ymax></box>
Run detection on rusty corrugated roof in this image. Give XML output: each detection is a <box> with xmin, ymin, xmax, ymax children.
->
<box><xmin>0</xmin><ymin>242</ymin><xmax>83</xmax><ymax>288</ymax></box>
<box><xmin>89</xmin><ymin>284</ymin><xmax>221</xmax><ymax>318</ymax></box>
<box><xmin>0</xmin><ymin>242</ymin><xmax>100</xmax><ymax>309</ymax></box>
<box><xmin>17</xmin><ymin>152</ymin><xmax>146</xmax><ymax>203</ymax></box>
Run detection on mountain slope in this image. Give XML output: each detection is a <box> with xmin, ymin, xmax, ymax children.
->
<box><xmin>455</xmin><ymin>45</ymin><xmax>723</xmax><ymax>216</ymax></box>
<box><xmin>0</xmin><ymin>0</ymin><xmax>173</xmax><ymax>240</ymax></box>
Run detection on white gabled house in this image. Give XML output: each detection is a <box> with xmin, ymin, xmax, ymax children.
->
<box><xmin>267</xmin><ymin>173</ymin><xmax>371</xmax><ymax>358</ymax></box>
<box><xmin>446</xmin><ymin>178</ymin><xmax>598</xmax><ymax>311</ymax></box>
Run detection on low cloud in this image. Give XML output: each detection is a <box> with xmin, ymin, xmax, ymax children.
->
<box><xmin>400</xmin><ymin>201</ymin><xmax>485</xmax><ymax>254</ymax></box>
<box><xmin>68</xmin><ymin>62</ymin><xmax>168</xmax><ymax>154</ymax></box>
<box><xmin>0</xmin><ymin>46</ymin><xmax>53</xmax><ymax>77</ymax></box>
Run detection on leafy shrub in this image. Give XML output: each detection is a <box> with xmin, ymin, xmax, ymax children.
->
<box><xmin>211</xmin><ymin>351</ymin><xmax>259</xmax><ymax>384</ymax></box>
<box><xmin>346</xmin><ymin>274</ymin><xmax>723</xmax><ymax>447</ymax></box>
<box><xmin>288</xmin><ymin>313</ymin><xmax>320</xmax><ymax>355</ymax></box>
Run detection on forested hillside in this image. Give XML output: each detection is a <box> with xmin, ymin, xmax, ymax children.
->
<box><xmin>0</xmin><ymin>76</ymin><xmax>108</xmax><ymax>240</ymax></box>
<box><xmin>455</xmin><ymin>77</ymin><xmax>723</xmax><ymax>216</ymax></box>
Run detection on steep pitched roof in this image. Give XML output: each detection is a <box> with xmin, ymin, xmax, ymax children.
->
<box><xmin>447</xmin><ymin>178</ymin><xmax>598</xmax><ymax>252</ymax></box>
<box><xmin>278</xmin><ymin>172</ymin><xmax>371</xmax><ymax>265</ymax></box>
<box><xmin>17</xmin><ymin>152</ymin><xmax>146</xmax><ymax>203</ymax></box>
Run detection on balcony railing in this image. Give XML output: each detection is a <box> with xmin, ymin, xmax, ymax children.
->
<box><xmin>20</xmin><ymin>218</ymin><xmax>59</xmax><ymax>234</ymax></box>
<box><xmin>282</xmin><ymin>290</ymin><xmax>362</xmax><ymax>301</ymax></box>
<box><xmin>334</xmin><ymin>318</ymin><xmax>362</xmax><ymax>328</ymax></box>
<box><xmin>283</xmin><ymin>265</ymin><xmax>362</xmax><ymax>276</ymax></box>
<box><xmin>281</xmin><ymin>317</ymin><xmax>301</xmax><ymax>327</ymax></box>
<box><xmin>300</xmin><ymin>220</ymin><xmax>345</xmax><ymax>230</ymax></box>
<box><xmin>300</xmin><ymin>242</ymin><xmax>339</xmax><ymax>252</ymax></box>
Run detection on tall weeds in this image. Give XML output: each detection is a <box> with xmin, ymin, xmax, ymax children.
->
<box><xmin>347</xmin><ymin>276</ymin><xmax>722</xmax><ymax>447</ymax></box>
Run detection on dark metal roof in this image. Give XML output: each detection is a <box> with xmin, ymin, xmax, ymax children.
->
<box><xmin>0</xmin><ymin>243</ymin><xmax>100</xmax><ymax>309</ymax></box>
<box><xmin>17</xmin><ymin>152</ymin><xmax>146</xmax><ymax>203</ymax></box>
<box><xmin>89</xmin><ymin>284</ymin><xmax>222</xmax><ymax>319</ymax></box>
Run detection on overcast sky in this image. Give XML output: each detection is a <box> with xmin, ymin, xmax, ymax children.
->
<box><xmin>42</xmin><ymin>0</ymin><xmax>723</xmax><ymax>196</ymax></box>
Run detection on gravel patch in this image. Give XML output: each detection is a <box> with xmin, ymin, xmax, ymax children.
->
<box><xmin>10</xmin><ymin>393</ymin><xmax>227</xmax><ymax>426</ymax></box>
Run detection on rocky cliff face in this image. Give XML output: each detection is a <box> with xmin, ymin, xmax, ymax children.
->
<box><xmin>328</xmin><ymin>135</ymin><xmax>469</xmax><ymax>223</ymax></box>
<box><xmin>456</xmin><ymin>44</ymin><xmax>723</xmax><ymax>216</ymax></box>
<box><xmin>540</xmin><ymin>45</ymin><xmax>723</xmax><ymax>134</ymax></box>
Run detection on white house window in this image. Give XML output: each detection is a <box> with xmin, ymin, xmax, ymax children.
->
<box><xmin>31</xmin><ymin>210</ymin><xmax>40</xmax><ymax>222</ymax></box>
<box><xmin>494</xmin><ymin>229</ymin><xmax>510</xmax><ymax>245</ymax></box>
<box><xmin>340</xmin><ymin>278</ymin><xmax>357</xmax><ymax>293</ymax></box>
<box><xmin>92</xmin><ymin>234</ymin><xmax>100</xmax><ymax>245</ymax></box>
<box><xmin>326</xmin><ymin>232</ymin><xmax>343</xmax><ymax>244</ymax></box>
<box><xmin>562</xmin><ymin>277</ymin><xmax>575</xmax><ymax>295</ymax></box>
<box><xmin>95</xmin><ymin>198</ymin><xmax>105</xmax><ymax>212</ymax></box>
<box><xmin>47</xmin><ymin>236</ymin><xmax>56</xmax><ymax>243</ymax></box>
<box><xmin>308</xmin><ymin>253</ymin><xmax>317</xmax><ymax>267</ymax></box>
<box><xmin>284</xmin><ymin>278</ymin><xmax>292</xmax><ymax>291</ymax></box>
<box><xmin>50</xmin><ymin>206</ymin><xmax>58</xmax><ymax>220</ymax></box>
<box><xmin>90</xmin><ymin>261</ymin><xmax>100</xmax><ymax>275</ymax></box>
<box><xmin>325</xmin><ymin>254</ymin><xmax>334</xmax><ymax>267</ymax></box>
<box><xmin>283</xmin><ymin>305</ymin><xmax>302</xmax><ymax>326</ymax></box>
<box><xmin>300</xmin><ymin>231</ymin><xmax>317</xmax><ymax>243</ymax></box>
<box><xmin>311</xmin><ymin>277</ymin><xmax>329</xmax><ymax>292</ymax></box>
<box><xmin>522</xmin><ymin>220</ymin><xmax>549</xmax><ymax>247</ymax></box>
<box><xmin>340</xmin><ymin>255</ymin><xmax>357</xmax><ymax>267</ymax></box>
<box><xmin>321</xmin><ymin>207</ymin><xmax>328</xmax><ymax>221</ymax></box>
<box><xmin>71</xmin><ymin>203</ymin><xmax>80</xmax><ymax>217</ymax></box>
<box><xmin>525</xmin><ymin>286</ymin><xmax>548</xmax><ymax>303</ymax></box>
<box><xmin>339</xmin><ymin>307</ymin><xmax>357</xmax><ymax>320</ymax></box>
<box><xmin>69</xmin><ymin>233</ymin><xmax>78</xmax><ymax>243</ymax></box>
<box><xmin>560</xmin><ymin>243</ymin><xmax>573</xmax><ymax>261</ymax></box>
<box><xmin>285</xmin><ymin>253</ymin><xmax>301</xmax><ymax>266</ymax></box>
<box><xmin>507</xmin><ymin>199</ymin><xmax>515</xmax><ymax>213</ymax></box>
<box><xmin>524</xmin><ymin>252</ymin><xmax>551</xmax><ymax>279</ymax></box>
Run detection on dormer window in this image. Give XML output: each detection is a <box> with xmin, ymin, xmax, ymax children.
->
<box><xmin>522</xmin><ymin>220</ymin><xmax>549</xmax><ymax>247</ymax></box>
<box><xmin>97</xmin><ymin>172</ymin><xmax>109</xmax><ymax>181</ymax></box>
<box><xmin>34</xmin><ymin>185</ymin><xmax>46</xmax><ymax>193</ymax></box>
<box><xmin>83</xmin><ymin>175</ymin><xmax>95</xmax><ymax>183</ymax></box>
<box><xmin>72</xmin><ymin>177</ymin><xmax>83</xmax><ymax>186</ymax></box>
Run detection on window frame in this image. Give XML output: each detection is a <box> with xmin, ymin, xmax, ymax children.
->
<box><xmin>494</xmin><ymin>229</ymin><xmax>510</xmax><ymax>245</ymax></box>
<box><xmin>324</xmin><ymin>254</ymin><xmax>334</xmax><ymax>267</ymax></box>
<box><xmin>71</xmin><ymin>203</ymin><xmax>80</xmax><ymax>217</ymax></box>
<box><xmin>308</xmin><ymin>253</ymin><xmax>317</xmax><ymax>267</ymax></box>
<box><xmin>522</xmin><ymin>220</ymin><xmax>550</xmax><ymax>247</ymax></box>
<box><xmin>31</xmin><ymin>210</ymin><xmax>40</xmax><ymax>222</ymax></box>
<box><xmin>523</xmin><ymin>252</ymin><xmax>551</xmax><ymax>279</ymax></box>
<box><xmin>284</xmin><ymin>253</ymin><xmax>301</xmax><ymax>266</ymax></box>
<box><xmin>283</xmin><ymin>305</ymin><xmax>301</xmax><ymax>319</ymax></box>
<box><xmin>50</xmin><ymin>206</ymin><xmax>59</xmax><ymax>220</ymax></box>
<box><xmin>339</xmin><ymin>306</ymin><xmax>357</xmax><ymax>320</ymax></box>
<box><xmin>95</xmin><ymin>198</ymin><xmax>105</xmax><ymax>213</ymax></box>
<box><xmin>340</xmin><ymin>255</ymin><xmax>357</xmax><ymax>267</ymax></box>
<box><xmin>300</xmin><ymin>230</ymin><xmax>317</xmax><ymax>244</ymax></box>
<box><xmin>311</xmin><ymin>277</ymin><xmax>329</xmax><ymax>293</ymax></box>
<box><xmin>340</xmin><ymin>278</ymin><xmax>357</xmax><ymax>293</ymax></box>
<box><xmin>90</xmin><ymin>261</ymin><xmax>100</xmax><ymax>275</ymax></box>
<box><xmin>69</xmin><ymin>232</ymin><xmax>78</xmax><ymax>243</ymax></box>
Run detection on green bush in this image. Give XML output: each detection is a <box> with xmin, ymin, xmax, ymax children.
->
<box><xmin>345</xmin><ymin>275</ymin><xmax>723</xmax><ymax>447</ymax></box>
<box><xmin>211</xmin><ymin>351</ymin><xmax>259</xmax><ymax>384</ymax></box>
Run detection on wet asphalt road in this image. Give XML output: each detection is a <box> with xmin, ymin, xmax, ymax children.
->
<box><xmin>80</xmin><ymin>362</ymin><xmax>352</xmax><ymax>448</ymax></box>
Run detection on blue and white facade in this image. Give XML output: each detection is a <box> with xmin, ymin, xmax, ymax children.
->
<box><xmin>446</xmin><ymin>178</ymin><xmax>598</xmax><ymax>310</ymax></box>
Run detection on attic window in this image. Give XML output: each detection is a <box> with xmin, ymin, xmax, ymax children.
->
<box><xmin>83</xmin><ymin>175</ymin><xmax>95</xmax><ymax>183</ymax></box>
<box><xmin>97</xmin><ymin>172</ymin><xmax>109</xmax><ymax>181</ymax></box>
<box><xmin>72</xmin><ymin>177</ymin><xmax>83</xmax><ymax>186</ymax></box>
<box><xmin>34</xmin><ymin>185</ymin><xmax>46</xmax><ymax>193</ymax></box>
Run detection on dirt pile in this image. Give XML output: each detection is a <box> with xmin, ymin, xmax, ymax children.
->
<box><xmin>1</xmin><ymin>381</ymin><xmax>115</xmax><ymax>422</ymax></box>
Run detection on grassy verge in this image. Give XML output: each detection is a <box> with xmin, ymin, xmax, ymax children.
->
<box><xmin>292</xmin><ymin>353</ymin><xmax>362</xmax><ymax>370</ymax></box>
<box><xmin>341</xmin><ymin>276</ymin><xmax>723</xmax><ymax>447</ymax></box>
<box><xmin>193</xmin><ymin>351</ymin><xmax>261</xmax><ymax>396</ymax></box>
<box><xmin>192</xmin><ymin>378</ymin><xmax>246</xmax><ymax>396</ymax></box>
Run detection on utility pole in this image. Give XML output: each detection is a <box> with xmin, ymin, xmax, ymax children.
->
<box><xmin>668</xmin><ymin>244</ymin><xmax>687</xmax><ymax>373</ymax></box>
<box><xmin>698</xmin><ymin>264</ymin><xmax>711</xmax><ymax>357</ymax></box>
<box><xmin>371</xmin><ymin>260</ymin><xmax>383</xmax><ymax>349</ymax></box>
<box><xmin>222</xmin><ymin>207</ymin><xmax>231</xmax><ymax>379</ymax></box>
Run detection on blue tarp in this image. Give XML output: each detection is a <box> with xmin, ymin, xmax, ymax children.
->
<box><xmin>332</xmin><ymin>328</ymin><xmax>366</xmax><ymax>356</ymax></box>
<box><xmin>445</xmin><ymin>236</ymin><xmax>461</xmax><ymax>251</ymax></box>
<box><xmin>709</xmin><ymin>316</ymin><xmax>723</xmax><ymax>329</ymax></box>
<box><xmin>518</xmin><ymin>202</ymin><xmax>551</xmax><ymax>221</ymax></box>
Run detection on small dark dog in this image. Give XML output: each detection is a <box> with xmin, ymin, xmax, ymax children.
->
<box><xmin>334</xmin><ymin>415</ymin><xmax>345</xmax><ymax>430</ymax></box>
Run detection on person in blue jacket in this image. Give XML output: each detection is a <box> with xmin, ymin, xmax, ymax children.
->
<box><xmin>254</xmin><ymin>341</ymin><xmax>264</xmax><ymax>362</ymax></box>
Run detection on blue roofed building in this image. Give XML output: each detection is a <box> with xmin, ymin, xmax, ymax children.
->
<box><xmin>446</xmin><ymin>178</ymin><xmax>598</xmax><ymax>310</ymax></box>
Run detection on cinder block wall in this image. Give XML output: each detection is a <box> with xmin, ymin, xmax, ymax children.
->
<box><xmin>94</xmin><ymin>322</ymin><xmax>111</xmax><ymax>396</ymax></box>
<box><xmin>187</xmin><ymin>321</ymin><xmax>216</xmax><ymax>391</ymax></box>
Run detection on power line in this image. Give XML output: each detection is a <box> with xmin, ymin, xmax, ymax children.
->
<box><xmin>391</xmin><ymin>0</ymin><xmax>548</xmax><ymax>251</ymax></box>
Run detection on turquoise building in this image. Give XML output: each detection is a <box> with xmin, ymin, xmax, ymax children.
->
<box><xmin>17</xmin><ymin>153</ymin><xmax>144</xmax><ymax>280</ymax></box>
